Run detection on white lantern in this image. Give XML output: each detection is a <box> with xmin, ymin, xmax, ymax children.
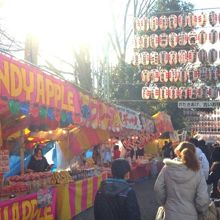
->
<box><xmin>188</xmin><ymin>31</ymin><xmax>197</xmax><ymax>46</ymax></box>
<box><xmin>209</xmin><ymin>29</ymin><xmax>218</xmax><ymax>44</ymax></box>
<box><xmin>178</xmin><ymin>87</ymin><xmax>188</xmax><ymax>99</ymax></box>
<box><xmin>151</xmin><ymin>86</ymin><xmax>160</xmax><ymax>99</ymax></box>
<box><xmin>178</xmin><ymin>69</ymin><xmax>188</xmax><ymax>82</ymax></box>
<box><xmin>178</xmin><ymin>50</ymin><xmax>188</xmax><ymax>64</ymax></box>
<box><xmin>160</xmin><ymin>69</ymin><xmax>169</xmax><ymax>83</ymax></box>
<box><xmin>209</xmin><ymin>86</ymin><xmax>218</xmax><ymax>99</ymax></box>
<box><xmin>149</xmin><ymin>16</ymin><xmax>158</xmax><ymax>32</ymax></box>
<box><xmin>198</xmin><ymin>49</ymin><xmax>208</xmax><ymax>64</ymax></box>
<box><xmin>208</xmin><ymin>66</ymin><xmax>218</xmax><ymax>81</ymax></box>
<box><xmin>178</xmin><ymin>14</ymin><xmax>187</xmax><ymax>28</ymax></box>
<box><xmin>151</xmin><ymin>69</ymin><xmax>160</xmax><ymax>83</ymax></box>
<box><xmin>208</xmin><ymin>49</ymin><xmax>218</xmax><ymax>64</ymax></box>
<box><xmin>169</xmin><ymin>68</ymin><xmax>179</xmax><ymax>82</ymax></box>
<box><xmin>134</xmin><ymin>18</ymin><xmax>141</xmax><ymax>32</ymax></box>
<box><xmin>159</xmin><ymin>15</ymin><xmax>168</xmax><ymax>31</ymax></box>
<box><xmin>150</xmin><ymin>34</ymin><xmax>159</xmax><ymax>49</ymax></box>
<box><xmin>188</xmin><ymin>87</ymin><xmax>198</xmax><ymax>99</ymax></box>
<box><xmin>198</xmin><ymin>30</ymin><xmax>207</xmax><ymax>45</ymax></box>
<box><xmin>159</xmin><ymin>33</ymin><xmax>169</xmax><ymax>48</ymax></box>
<box><xmin>168</xmin><ymin>86</ymin><xmax>178</xmax><ymax>100</ymax></box>
<box><xmin>142</xmin><ymin>35</ymin><xmax>149</xmax><ymax>49</ymax></box>
<box><xmin>134</xmin><ymin>36</ymin><xmax>143</xmax><ymax>49</ymax></box>
<box><xmin>169</xmin><ymin>32</ymin><xmax>178</xmax><ymax>48</ymax></box>
<box><xmin>142</xmin><ymin>86</ymin><xmax>151</xmax><ymax>99</ymax></box>
<box><xmin>140</xmin><ymin>17</ymin><xmax>149</xmax><ymax>32</ymax></box>
<box><xmin>188</xmin><ymin>68</ymin><xmax>199</xmax><ymax>82</ymax></box>
<box><xmin>160</xmin><ymin>86</ymin><xmax>169</xmax><ymax>99</ymax></box>
<box><xmin>141</xmin><ymin>69</ymin><xmax>151</xmax><ymax>82</ymax></box>
<box><xmin>209</xmin><ymin>11</ymin><xmax>218</xmax><ymax>27</ymax></box>
<box><xmin>188</xmin><ymin>50</ymin><xmax>197</xmax><ymax>63</ymax></box>
<box><xmin>140</xmin><ymin>52</ymin><xmax>150</xmax><ymax>65</ymax></box>
<box><xmin>168</xmin><ymin>14</ymin><xmax>178</xmax><ymax>30</ymax></box>
<box><xmin>159</xmin><ymin>51</ymin><xmax>169</xmax><ymax>66</ymax></box>
<box><xmin>169</xmin><ymin>51</ymin><xmax>178</xmax><ymax>66</ymax></box>
<box><xmin>198</xmin><ymin>12</ymin><xmax>207</xmax><ymax>27</ymax></box>
<box><xmin>198</xmin><ymin>66</ymin><xmax>208</xmax><ymax>81</ymax></box>
<box><xmin>132</xmin><ymin>52</ymin><xmax>141</xmax><ymax>65</ymax></box>
<box><xmin>178</xmin><ymin>32</ymin><xmax>188</xmax><ymax>46</ymax></box>
<box><xmin>197</xmin><ymin>86</ymin><xmax>208</xmax><ymax>99</ymax></box>
<box><xmin>150</xmin><ymin>51</ymin><xmax>159</xmax><ymax>65</ymax></box>
<box><xmin>187</xmin><ymin>13</ymin><xmax>197</xmax><ymax>27</ymax></box>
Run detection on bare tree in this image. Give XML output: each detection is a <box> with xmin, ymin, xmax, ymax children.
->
<box><xmin>109</xmin><ymin>0</ymin><xmax>156</xmax><ymax>63</ymax></box>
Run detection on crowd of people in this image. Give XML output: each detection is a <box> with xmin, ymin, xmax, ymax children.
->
<box><xmin>94</xmin><ymin>138</ymin><xmax>220</xmax><ymax>220</ymax></box>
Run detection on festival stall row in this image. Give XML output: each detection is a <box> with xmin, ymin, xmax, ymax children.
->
<box><xmin>0</xmin><ymin>52</ymin><xmax>174</xmax><ymax>219</ymax></box>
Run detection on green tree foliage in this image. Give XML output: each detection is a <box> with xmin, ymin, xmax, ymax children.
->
<box><xmin>74</xmin><ymin>46</ymin><xmax>93</xmax><ymax>92</ymax></box>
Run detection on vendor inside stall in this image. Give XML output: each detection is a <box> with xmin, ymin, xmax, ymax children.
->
<box><xmin>27</xmin><ymin>146</ymin><xmax>52</xmax><ymax>172</ymax></box>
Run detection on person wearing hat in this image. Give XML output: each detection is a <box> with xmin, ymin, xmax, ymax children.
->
<box><xmin>94</xmin><ymin>159</ymin><xmax>141</xmax><ymax>220</ymax></box>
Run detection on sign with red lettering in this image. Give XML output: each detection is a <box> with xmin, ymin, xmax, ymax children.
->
<box><xmin>0</xmin><ymin>188</ymin><xmax>56</xmax><ymax>220</ymax></box>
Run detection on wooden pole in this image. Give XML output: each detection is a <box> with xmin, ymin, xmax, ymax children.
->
<box><xmin>20</xmin><ymin>131</ymin><xmax>25</xmax><ymax>175</ymax></box>
<box><xmin>0</xmin><ymin>121</ymin><xmax>2</xmax><ymax>149</ymax></box>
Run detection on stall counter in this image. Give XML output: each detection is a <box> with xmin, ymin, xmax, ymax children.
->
<box><xmin>0</xmin><ymin>188</ymin><xmax>56</xmax><ymax>220</ymax></box>
<box><xmin>56</xmin><ymin>172</ymin><xmax>108</xmax><ymax>220</ymax></box>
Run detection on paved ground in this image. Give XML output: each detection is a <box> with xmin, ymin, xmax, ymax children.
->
<box><xmin>73</xmin><ymin>177</ymin><xmax>159</xmax><ymax>220</ymax></box>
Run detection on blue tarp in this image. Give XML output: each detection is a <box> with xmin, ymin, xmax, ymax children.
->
<box><xmin>4</xmin><ymin>142</ymin><xmax>57</xmax><ymax>178</ymax></box>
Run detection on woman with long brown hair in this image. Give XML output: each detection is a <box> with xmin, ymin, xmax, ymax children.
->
<box><xmin>154</xmin><ymin>141</ymin><xmax>210</xmax><ymax>220</ymax></box>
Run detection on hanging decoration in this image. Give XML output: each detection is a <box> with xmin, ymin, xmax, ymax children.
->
<box><xmin>134</xmin><ymin>11</ymin><xmax>220</xmax><ymax>101</ymax></box>
<box><xmin>149</xmin><ymin>34</ymin><xmax>159</xmax><ymax>49</ymax></box>
<box><xmin>150</xmin><ymin>51</ymin><xmax>159</xmax><ymax>65</ymax></box>
<box><xmin>160</xmin><ymin>69</ymin><xmax>169</xmax><ymax>82</ymax></box>
<box><xmin>178</xmin><ymin>32</ymin><xmax>188</xmax><ymax>46</ymax></box>
<box><xmin>198</xmin><ymin>30</ymin><xmax>207</xmax><ymax>45</ymax></box>
<box><xmin>169</xmin><ymin>32</ymin><xmax>178</xmax><ymax>48</ymax></box>
<box><xmin>187</xmin><ymin>13</ymin><xmax>197</xmax><ymax>27</ymax></box>
<box><xmin>141</xmin><ymin>69</ymin><xmax>151</xmax><ymax>83</ymax></box>
<box><xmin>159</xmin><ymin>33</ymin><xmax>169</xmax><ymax>48</ymax></box>
<box><xmin>178</xmin><ymin>14</ymin><xmax>188</xmax><ymax>28</ymax></box>
<box><xmin>159</xmin><ymin>15</ymin><xmax>168</xmax><ymax>31</ymax></box>
<box><xmin>209</xmin><ymin>29</ymin><xmax>218</xmax><ymax>44</ymax></box>
<box><xmin>149</xmin><ymin>16</ymin><xmax>158</xmax><ymax>32</ymax></box>
<box><xmin>20</xmin><ymin>102</ymin><xmax>30</xmax><ymax>115</ymax></box>
<box><xmin>198</xmin><ymin>49</ymin><xmax>208</xmax><ymax>63</ymax></box>
<box><xmin>47</xmin><ymin>108</ymin><xmax>55</xmax><ymax>120</ymax></box>
<box><xmin>208</xmin><ymin>49</ymin><xmax>218</xmax><ymax>64</ymax></box>
<box><xmin>159</xmin><ymin>51</ymin><xmax>169</xmax><ymax>66</ymax></box>
<box><xmin>8</xmin><ymin>100</ymin><xmax>20</xmax><ymax>115</ymax></box>
<box><xmin>209</xmin><ymin>11</ymin><xmax>218</xmax><ymax>26</ymax></box>
<box><xmin>168</xmin><ymin>14</ymin><xmax>178</xmax><ymax>30</ymax></box>
<box><xmin>39</xmin><ymin>107</ymin><xmax>47</xmax><ymax>118</ymax></box>
<box><xmin>178</xmin><ymin>50</ymin><xmax>188</xmax><ymax>64</ymax></box>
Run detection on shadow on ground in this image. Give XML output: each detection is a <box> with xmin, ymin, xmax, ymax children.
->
<box><xmin>72</xmin><ymin>177</ymin><xmax>159</xmax><ymax>220</ymax></box>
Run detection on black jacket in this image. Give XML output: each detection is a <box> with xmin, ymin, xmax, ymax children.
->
<box><xmin>207</xmin><ymin>162</ymin><xmax>220</xmax><ymax>199</ymax></box>
<box><xmin>94</xmin><ymin>178</ymin><xmax>141</xmax><ymax>220</ymax></box>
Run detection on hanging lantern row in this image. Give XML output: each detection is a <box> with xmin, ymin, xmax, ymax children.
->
<box><xmin>134</xmin><ymin>30</ymin><xmax>219</xmax><ymax>50</ymax></box>
<box><xmin>134</xmin><ymin>48</ymin><xmax>219</xmax><ymax>66</ymax></box>
<box><xmin>142</xmin><ymin>86</ymin><xmax>219</xmax><ymax>100</ymax></box>
<box><xmin>134</xmin><ymin>11</ymin><xmax>220</xmax><ymax>33</ymax></box>
<box><xmin>141</xmin><ymin>66</ymin><xmax>220</xmax><ymax>83</ymax></box>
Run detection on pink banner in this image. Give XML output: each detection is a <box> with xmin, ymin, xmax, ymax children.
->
<box><xmin>0</xmin><ymin>54</ymin><xmax>81</xmax><ymax>114</ymax></box>
<box><xmin>0</xmin><ymin>188</ymin><xmax>56</xmax><ymax>220</ymax></box>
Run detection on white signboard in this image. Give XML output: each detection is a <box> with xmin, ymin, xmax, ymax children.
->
<box><xmin>178</xmin><ymin>101</ymin><xmax>220</xmax><ymax>108</ymax></box>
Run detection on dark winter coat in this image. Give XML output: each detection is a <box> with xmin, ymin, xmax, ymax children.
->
<box><xmin>94</xmin><ymin>178</ymin><xmax>141</xmax><ymax>220</ymax></box>
<box><xmin>207</xmin><ymin>162</ymin><xmax>220</xmax><ymax>199</ymax></box>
